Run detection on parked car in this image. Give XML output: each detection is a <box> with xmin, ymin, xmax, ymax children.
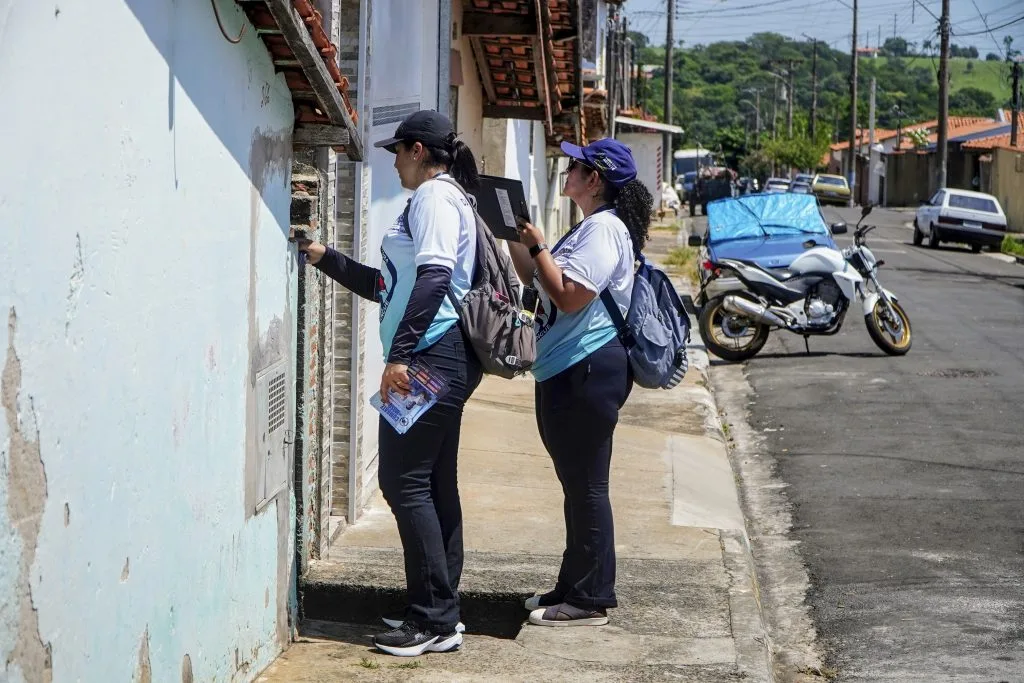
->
<box><xmin>789</xmin><ymin>181</ymin><xmax>812</xmax><ymax>194</ymax></box>
<box><xmin>811</xmin><ymin>174</ymin><xmax>851</xmax><ymax>205</ymax></box>
<box><xmin>674</xmin><ymin>171</ymin><xmax>697</xmax><ymax>200</ymax></box>
<box><xmin>688</xmin><ymin>193</ymin><xmax>847</xmax><ymax>307</ymax></box>
<box><xmin>763</xmin><ymin>177</ymin><xmax>790</xmax><ymax>193</ymax></box>
<box><xmin>913</xmin><ymin>188</ymin><xmax>1007</xmax><ymax>252</ymax></box>
<box><xmin>793</xmin><ymin>173</ymin><xmax>815</xmax><ymax>186</ymax></box>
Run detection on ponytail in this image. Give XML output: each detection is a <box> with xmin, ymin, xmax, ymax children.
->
<box><xmin>418</xmin><ymin>137</ymin><xmax>481</xmax><ymax>190</ymax></box>
<box><xmin>448</xmin><ymin>139</ymin><xmax>480</xmax><ymax>190</ymax></box>
<box><xmin>603</xmin><ymin>179</ymin><xmax>653</xmax><ymax>257</ymax></box>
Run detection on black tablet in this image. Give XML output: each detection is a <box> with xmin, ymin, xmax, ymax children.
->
<box><xmin>468</xmin><ymin>174</ymin><xmax>529</xmax><ymax>242</ymax></box>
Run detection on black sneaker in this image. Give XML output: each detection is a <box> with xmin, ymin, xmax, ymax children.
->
<box><xmin>373</xmin><ymin>622</ymin><xmax>463</xmax><ymax>657</ymax></box>
<box><xmin>381</xmin><ymin>608</ymin><xmax>465</xmax><ymax>633</ymax></box>
<box><xmin>528</xmin><ymin>602</ymin><xmax>609</xmax><ymax>627</ymax></box>
<box><xmin>523</xmin><ymin>589</ymin><xmax>564</xmax><ymax>611</ymax></box>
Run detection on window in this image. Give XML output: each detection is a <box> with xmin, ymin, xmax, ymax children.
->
<box><xmin>948</xmin><ymin>194</ymin><xmax>999</xmax><ymax>213</ymax></box>
<box><xmin>817</xmin><ymin>176</ymin><xmax>848</xmax><ymax>187</ymax></box>
<box><xmin>930</xmin><ymin>191</ymin><xmax>945</xmax><ymax>206</ymax></box>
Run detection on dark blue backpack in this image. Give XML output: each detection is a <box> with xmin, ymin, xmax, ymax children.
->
<box><xmin>600</xmin><ymin>255</ymin><xmax>690</xmax><ymax>389</ymax></box>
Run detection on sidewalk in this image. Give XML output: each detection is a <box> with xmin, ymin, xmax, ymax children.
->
<box><xmin>257</xmin><ymin>228</ymin><xmax>772</xmax><ymax>682</ymax></box>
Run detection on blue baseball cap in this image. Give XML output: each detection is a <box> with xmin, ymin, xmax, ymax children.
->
<box><xmin>560</xmin><ymin>138</ymin><xmax>637</xmax><ymax>188</ymax></box>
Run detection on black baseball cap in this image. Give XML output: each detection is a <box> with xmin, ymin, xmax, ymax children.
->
<box><xmin>374</xmin><ymin>110</ymin><xmax>454</xmax><ymax>154</ymax></box>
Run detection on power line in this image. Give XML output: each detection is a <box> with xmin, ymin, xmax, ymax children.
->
<box><xmin>953</xmin><ymin>13</ymin><xmax>1024</xmax><ymax>37</ymax></box>
<box><xmin>969</xmin><ymin>0</ymin><xmax>1008</xmax><ymax>59</ymax></box>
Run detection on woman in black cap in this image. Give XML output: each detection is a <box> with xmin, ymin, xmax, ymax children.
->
<box><xmin>294</xmin><ymin>110</ymin><xmax>482</xmax><ymax>656</ymax></box>
<box><xmin>509</xmin><ymin>138</ymin><xmax>653</xmax><ymax>627</ymax></box>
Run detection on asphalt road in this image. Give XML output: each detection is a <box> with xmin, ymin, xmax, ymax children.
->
<box><xmin>697</xmin><ymin>206</ymin><xmax>1024</xmax><ymax>681</ymax></box>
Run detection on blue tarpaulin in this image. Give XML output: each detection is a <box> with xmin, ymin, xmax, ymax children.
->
<box><xmin>705</xmin><ymin>194</ymin><xmax>830</xmax><ymax>244</ymax></box>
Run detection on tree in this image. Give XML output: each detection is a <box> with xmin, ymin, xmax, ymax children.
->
<box><xmin>761</xmin><ymin>114</ymin><xmax>832</xmax><ymax>171</ymax></box>
<box><xmin>881</xmin><ymin>37</ymin><xmax>909</xmax><ymax>57</ymax></box>
<box><xmin>628</xmin><ymin>31</ymin><xmax>649</xmax><ymax>51</ymax></box>
<box><xmin>967</xmin><ymin>46</ymin><xmax>979</xmax><ymax>58</ymax></box>
<box><xmin>714</xmin><ymin>126</ymin><xmax>748</xmax><ymax>169</ymax></box>
<box><xmin>949</xmin><ymin>86</ymin><xmax>997</xmax><ymax>116</ymax></box>
<box><xmin>986</xmin><ymin>52</ymin><xmax>1001</xmax><ymax>61</ymax></box>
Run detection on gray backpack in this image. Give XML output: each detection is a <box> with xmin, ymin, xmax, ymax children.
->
<box><xmin>600</xmin><ymin>254</ymin><xmax>689</xmax><ymax>389</ymax></box>
<box><xmin>435</xmin><ymin>177</ymin><xmax>536</xmax><ymax>379</ymax></box>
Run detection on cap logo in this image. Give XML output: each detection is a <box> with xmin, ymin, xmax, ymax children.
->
<box><xmin>591</xmin><ymin>153</ymin><xmax>618</xmax><ymax>171</ymax></box>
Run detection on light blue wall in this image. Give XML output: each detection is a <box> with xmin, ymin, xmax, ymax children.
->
<box><xmin>0</xmin><ymin>2</ymin><xmax>297</xmax><ymax>681</ymax></box>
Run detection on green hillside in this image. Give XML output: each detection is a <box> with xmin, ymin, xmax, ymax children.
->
<box><xmin>873</xmin><ymin>56</ymin><xmax>1013</xmax><ymax>104</ymax></box>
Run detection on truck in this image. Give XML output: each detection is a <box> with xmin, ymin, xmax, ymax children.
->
<box><xmin>688</xmin><ymin>166</ymin><xmax>737</xmax><ymax>216</ymax></box>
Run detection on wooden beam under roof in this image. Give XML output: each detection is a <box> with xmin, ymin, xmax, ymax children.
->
<box><xmin>462</xmin><ymin>11</ymin><xmax>535</xmax><ymax>36</ymax></box>
<box><xmin>293</xmin><ymin>124</ymin><xmax>351</xmax><ymax>147</ymax></box>
<box><xmin>469</xmin><ymin>37</ymin><xmax>498</xmax><ymax>104</ymax></box>
<box><xmin>483</xmin><ymin>105</ymin><xmax>547</xmax><ymax>121</ymax></box>
<box><xmin>264</xmin><ymin>0</ymin><xmax>364</xmax><ymax>160</ymax></box>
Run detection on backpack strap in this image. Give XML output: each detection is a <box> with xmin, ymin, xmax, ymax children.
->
<box><xmin>600</xmin><ymin>289</ymin><xmax>635</xmax><ymax>349</ymax></box>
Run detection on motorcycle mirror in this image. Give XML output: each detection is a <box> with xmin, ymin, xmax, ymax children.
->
<box><xmin>830</xmin><ymin>222</ymin><xmax>848</xmax><ymax>234</ymax></box>
<box><xmin>861</xmin><ymin>203</ymin><xmax>874</xmax><ymax>217</ymax></box>
<box><xmin>687</xmin><ymin>234</ymin><xmax>703</xmax><ymax>247</ymax></box>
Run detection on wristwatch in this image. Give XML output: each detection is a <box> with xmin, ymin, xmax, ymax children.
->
<box><xmin>529</xmin><ymin>242</ymin><xmax>549</xmax><ymax>258</ymax></box>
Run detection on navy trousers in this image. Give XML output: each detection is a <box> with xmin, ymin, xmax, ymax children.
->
<box><xmin>535</xmin><ymin>337</ymin><xmax>633</xmax><ymax>610</ymax></box>
<box><xmin>377</xmin><ymin>325</ymin><xmax>483</xmax><ymax>632</ymax></box>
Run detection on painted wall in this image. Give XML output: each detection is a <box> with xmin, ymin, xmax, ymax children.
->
<box><xmin>452</xmin><ymin>0</ymin><xmax>486</xmax><ymax>157</ymax></box>
<box><xmin>0</xmin><ymin>2</ymin><xmax>297</xmax><ymax>681</ymax></box>
<box><xmin>990</xmin><ymin>148</ymin><xmax>1024</xmax><ymax>234</ymax></box>
<box><xmin>355</xmin><ymin>0</ymin><xmax>442</xmax><ymax>511</ymax></box>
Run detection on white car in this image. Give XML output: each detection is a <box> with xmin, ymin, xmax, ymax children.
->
<box><xmin>913</xmin><ymin>188</ymin><xmax>1008</xmax><ymax>253</ymax></box>
<box><xmin>763</xmin><ymin>177</ymin><xmax>790</xmax><ymax>193</ymax></box>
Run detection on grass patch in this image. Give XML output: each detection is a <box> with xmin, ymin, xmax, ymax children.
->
<box><xmin>664</xmin><ymin>246</ymin><xmax>701</xmax><ymax>283</ymax></box>
<box><xmin>390</xmin><ymin>661</ymin><xmax>422</xmax><ymax>670</ymax></box>
<box><xmin>797</xmin><ymin>665</ymin><xmax>839</xmax><ymax>680</ymax></box>
<box><xmin>1001</xmin><ymin>234</ymin><xmax>1024</xmax><ymax>259</ymax></box>
<box><xmin>356</xmin><ymin>657</ymin><xmax>380</xmax><ymax>670</ymax></box>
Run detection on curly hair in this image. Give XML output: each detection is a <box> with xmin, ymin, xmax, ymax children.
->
<box><xmin>603</xmin><ymin>179</ymin><xmax>653</xmax><ymax>257</ymax></box>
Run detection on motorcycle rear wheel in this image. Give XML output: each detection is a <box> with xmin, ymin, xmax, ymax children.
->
<box><xmin>865</xmin><ymin>298</ymin><xmax>912</xmax><ymax>355</ymax></box>
<box><xmin>699</xmin><ymin>295</ymin><xmax>771</xmax><ymax>362</ymax></box>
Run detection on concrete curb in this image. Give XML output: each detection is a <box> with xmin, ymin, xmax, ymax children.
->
<box><xmin>685</xmin><ymin>331</ymin><xmax>775</xmax><ymax>683</ymax></box>
<box><xmin>709</xmin><ymin>362</ymin><xmax>830</xmax><ymax>682</ymax></box>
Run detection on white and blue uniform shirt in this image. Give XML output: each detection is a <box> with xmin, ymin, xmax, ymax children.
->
<box><xmin>531</xmin><ymin>209</ymin><xmax>634</xmax><ymax>382</ymax></box>
<box><xmin>378</xmin><ymin>174</ymin><xmax>477</xmax><ymax>359</ymax></box>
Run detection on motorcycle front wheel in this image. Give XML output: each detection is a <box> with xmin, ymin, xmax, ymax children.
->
<box><xmin>698</xmin><ymin>295</ymin><xmax>771</xmax><ymax>362</ymax></box>
<box><xmin>865</xmin><ymin>298</ymin><xmax>912</xmax><ymax>355</ymax></box>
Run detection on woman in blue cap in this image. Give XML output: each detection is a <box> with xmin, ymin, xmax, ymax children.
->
<box><xmin>294</xmin><ymin>110</ymin><xmax>482</xmax><ymax>655</ymax></box>
<box><xmin>509</xmin><ymin>138</ymin><xmax>653</xmax><ymax>626</ymax></box>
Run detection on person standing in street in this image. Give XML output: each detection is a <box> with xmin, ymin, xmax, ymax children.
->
<box><xmin>294</xmin><ymin>110</ymin><xmax>482</xmax><ymax>656</ymax></box>
<box><xmin>508</xmin><ymin>139</ymin><xmax>653</xmax><ymax>626</ymax></box>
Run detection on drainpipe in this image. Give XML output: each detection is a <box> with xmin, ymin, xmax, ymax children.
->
<box><xmin>544</xmin><ymin>157</ymin><xmax>559</xmax><ymax>241</ymax></box>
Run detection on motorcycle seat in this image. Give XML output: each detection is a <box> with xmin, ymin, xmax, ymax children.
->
<box><xmin>730</xmin><ymin>258</ymin><xmax>793</xmax><ymax>281</ymax></box>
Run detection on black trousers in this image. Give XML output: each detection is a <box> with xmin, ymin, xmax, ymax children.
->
<box><xmin>535</xmin><ymin>337</ymin><xmax>633</xmax><ymax>610</ymax></box>
<box><xmin>378</xmin><ymin>325</ymin><xmax>483</xmax><ymax>632</ymax></box>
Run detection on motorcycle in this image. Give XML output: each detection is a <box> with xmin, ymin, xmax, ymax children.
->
<box><xmin>698</xmin><ymin>205</ymin><xmax>912</xmax><ymax>361</ymax></box>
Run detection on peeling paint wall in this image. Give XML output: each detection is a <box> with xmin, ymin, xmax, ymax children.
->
<box><xmin>0</xmin><ymin>2</ymin><xmax>296</xmax><ymax>681</ymax></box>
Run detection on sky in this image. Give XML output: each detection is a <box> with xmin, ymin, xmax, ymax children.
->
<box><xmin>624</xmin><ymin>0</ymin><xmax>1024</xmax><ymax>56</ymax></box>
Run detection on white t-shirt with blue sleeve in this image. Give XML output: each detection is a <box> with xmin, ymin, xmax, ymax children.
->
<box><xmin>377</xmin><ymin>174</ymin><xmax>477</xmax><ymax>360</ymax></box>
<box><xmin>530</xmin><ymin>209</ymin><xmax>634</xmax><ymax>382</ymax></box>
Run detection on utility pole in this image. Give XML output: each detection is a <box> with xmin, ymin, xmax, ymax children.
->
<box><xmin>893</xmin><ymin>101</ymin><xmax>905</xmax><ymax>151</ymax></box>
<box><xmin>847</xmin><ymin>0</ymin><xmax>859</xmax><ymax>204</ymax></box>
<box><xmin>867</xmin><ymin>77</ymin><xmax>876</xmax><ymax>205</ymax></box>
<box><xmin>607</xmin><ymin>13</ymin><xmax>618</xmax><ymax>138</ymax></box>
<box><xmin>663</xmin><ymin>0</ymin><xmax>674</xmax><ymax>182</ymax></box>
<box><xmin>787</xmin><ymin>64</ymin><xmax>795</xmax><ymax>137</ymax></box>
<box><xmin>620</xmin><ymin>16</ymin><xmax>629</xmax><ymax>112</ymax></box>
<box><xmin>893</xmin><ymin>13</ymin><xmax>897</xmax><ymax>40</ymax></box>
<box><xmin>936</xmin><ymin>0</ymin><xmax>950</xmax><ymax>190</ymax></box>
<box><xmin>1011</xmin><ymin>57</ymin><xmax>1021</xmax><ymax>148</ymax></box>
<box><xmin>810</xmin><ymin>41</ymin><xmax>818</xmax><ymax>138</ymax></box>
<box><xmin>772</xmin><ymin>78</ymin><xmax>779</xmax><ymax>140</ymax></box>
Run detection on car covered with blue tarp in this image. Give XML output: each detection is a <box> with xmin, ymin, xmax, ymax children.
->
<box><xmin>691</xmin><ymin>193</ymin><xmax>847</xmax><ymax>306</ymax></box>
